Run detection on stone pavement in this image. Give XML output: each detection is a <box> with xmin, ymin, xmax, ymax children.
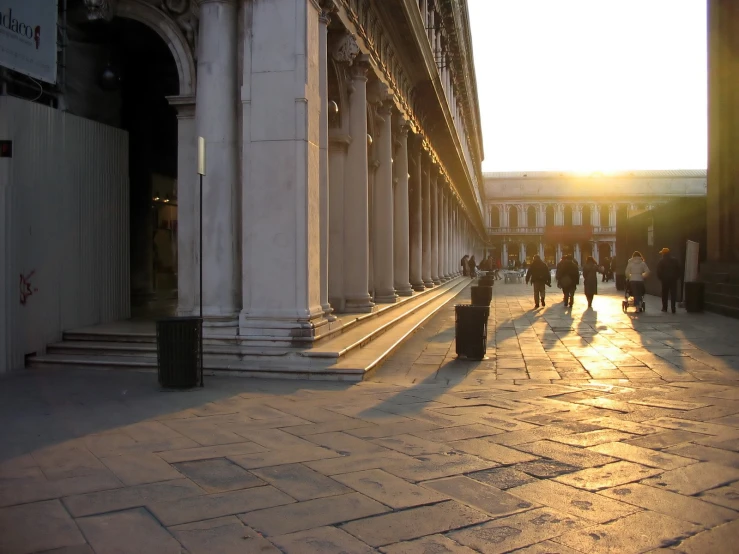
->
<box><xmin>2</xmin><ymin>282</ymin><xmax>739</xmax><ymax>553</ymax></box>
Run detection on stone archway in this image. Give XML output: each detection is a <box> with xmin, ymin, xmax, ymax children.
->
<box><xmin>91</xmin><ymin>0</ymin><xmax>197</xmax><ymax>96</ymax></box>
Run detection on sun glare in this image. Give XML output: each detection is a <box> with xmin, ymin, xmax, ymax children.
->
<box><xmin>468</xmin><ymin>0</ymin><xmax>707</xmax><ymax>173</ymax></box>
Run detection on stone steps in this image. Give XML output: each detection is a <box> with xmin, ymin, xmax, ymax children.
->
<box><xmin>705</xmin><ymin>292</ymin><xmax>739</xmax><ymax>309</ymax></box>
<box><xmin>27</xmin><ymin>277</ymin><xmax>470</xmax><ymax>380</ymax></box>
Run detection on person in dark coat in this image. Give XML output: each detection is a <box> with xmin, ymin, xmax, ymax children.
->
<box><xmin>556</xmin><ymin>254</ymin><xmax>580</xmax><ymax>307</ymax></box>
<box><xmin>468</xmin><ymin>255</ymin><xmax>477</xmax><ymax>278</ymax></box>
<box><xmin>460</xmin><ymin>255</ymin><xmax>469</xmax><ymax>277</ymax></box>
<box><xmin>582</xmin><ymin>256</ymin><xmax>601</xmax><ymax>309</ymax></box>
<box><xmin>526</xmin><ymin>254</ymin><xmax>551</xmax><ymax>308</ymax></box>
<box><xmin>657</xmin><ymin>247</ymin><xmax>681</xmax><ymax>313</ymax></box>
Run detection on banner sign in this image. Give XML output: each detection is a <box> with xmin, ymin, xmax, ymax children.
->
<box><xmin>0</xmin><ymin>1</ymin><xmax>58</xmax><ymax>83</ymax></box>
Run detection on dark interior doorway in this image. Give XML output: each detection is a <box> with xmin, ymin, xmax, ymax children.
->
<box><xmin>110</xmin><ymin>19</ymin><xmax>179</xmax><ymax>316</ymax></box>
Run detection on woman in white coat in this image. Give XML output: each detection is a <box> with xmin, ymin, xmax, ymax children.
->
<box><xmin>625</xmin><ymin>251</ymin><xmax>650</xmax><ymax>312</ymax></box>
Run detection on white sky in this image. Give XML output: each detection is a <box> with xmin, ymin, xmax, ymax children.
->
<box><xmin>468</xmin><ymin>0</ymin><xmax>707</xmax><ymax>172</ymax></box>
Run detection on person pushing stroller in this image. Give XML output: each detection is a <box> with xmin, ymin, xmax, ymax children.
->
<box><xmin>625</xmin><ymin>251</ymin><xmax>650</xmax><ymax>313</ymax></box>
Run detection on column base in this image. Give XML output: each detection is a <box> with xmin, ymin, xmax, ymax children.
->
<box><xmin>412</xmin><ymin>283</ymin><xmax>426</xmax><ymax>292</ymax></box>
<box><xmin>345</xmin><ymin>295</ymin><xmax>375</xmax><ymax>313</ymax></box>
<box><xmin>395</xmin><ymin>285</ymin><xmax>413</xmax><ymax>297</ymax></box>
<box><xmin>239</xmin><ymin>307</ymin><xmax>331</xmax><ymax>342</ymax></box>
<box><xmin>423</xmin><ymin>279</ymin><xmax>435</xmax><ymax>288</ymax></box>
<box><xmin>432</xmin><ymin>278</ymin><xmax>442</xmax><ymax>285</ymax></box>
<box><xmin>375</xmin><ymin>292</ymin><xmax>399</xmax><ymax>304</ymax></box>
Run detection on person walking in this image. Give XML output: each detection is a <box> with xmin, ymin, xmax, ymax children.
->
<box><xmin>468</xmin><ymin>255</ymin><xmax>477</xmax><ymax>278</ymax></box>
<box><xmin>625</xmin><ymin>251</ymin><xmax>650</xmax><ymax>312</ymax></box>
<box><xmin>526</xmin><ymin>254</ymin><xmax>551</xmax><ymax>308</ymax></box>
<box><xmin>657</xmin><ymin>247</ymin><xmax>680</xmax><ymax>313</ymax></box>
<box><xmin>556</xmin><ymin>254</ymin><xmax>579</xmax><ymax>307</ymax></box>
<box><xmin>582</xmin><ymin>256</ymin><xmax>600</xmax><ymax>309</ymax></box>
<box><xmin>460</xmin><ymin>254</ymin><xmax>469</xmax><ymax>277</ymax></box>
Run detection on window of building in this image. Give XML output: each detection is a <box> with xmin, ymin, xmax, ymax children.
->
<box><xmin>564</xmin><ymin>205</ymin><xmax>573</xmax><ymax>227</ymax></box>
<box><xmin>546</xmin><ymin>205</ymin><xmax>555</xmax><ymax>226</ymax></box>
<box><xmin>509</xmin><ymin>206</ymin><xmax>518</xmax><ymax>228</ymax></box>
<box><xmin>527</xmin><ymin>206</ymin><xmax>536</xmax><ymax>228</ymax></box>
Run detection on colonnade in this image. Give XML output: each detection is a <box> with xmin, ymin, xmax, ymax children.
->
<box><xmin>175</xmin><ymin>0</ymin><xmax>481</xmax><ymax>342</ymax></box>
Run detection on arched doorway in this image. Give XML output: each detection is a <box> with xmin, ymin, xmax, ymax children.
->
<box><xmin>526</xmin><ymin>242</ymin><xmax>538</xmax><ymax>263</ymax></box>
<box><xmin>545</xmin><ymin>205</ymin><xmax>555</xmax><ymax>226</ymax></box>
<box><xmin>582</xmin><ymin>205</ymin><xmax>591</xmax><ymax>227</ymax></box>
<box><xmin>564</xmin><ymin>205</ymin><xmax>573</xmax><ymax>227</ymax></box>
<box><xmin>110</xmin><ymin>19</ymin><xmax>180</xmax><ymax>316</ymax></box>
<box><xmin>509</xmin><ymin>205</ymin><xmax>518</xmax><ymax>228</ymax></box>
<box><xmin>490</xmin><ymin>206</ymin><xmax>500</xmax><ymax>228</ymax></box>
<box><xmin>598</xmin><ymin>243</ymin><xmax>612</xmax><ymax>262</ymax></box>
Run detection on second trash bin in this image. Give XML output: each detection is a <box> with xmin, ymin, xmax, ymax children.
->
<box><xmin>455</xmin><ymin>304</ymin><xmax>489</xmax><ymax>360</ymax></box>
<box><xmin>471</xmin><ymin>285</ymin><xmax>493</xmax><ymax>306</ymax></box>
<box><xmin>684</xmin><ymin>281</ymin><xmax>705</xmax><ymax>313</ymax></box>
<box><xmin>156</xmin><ymin>317</ymin><xmax>202</xmax><ymax>389</ymax></box>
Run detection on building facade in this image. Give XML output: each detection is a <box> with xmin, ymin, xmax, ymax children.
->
<box><xmin>483</xmin><ymin>171</ymin><xmax>707</xmax><ymax>267</ymax></box>
<box><xmin>0</xmin><ymin>0</ymin><xmax>487</xmax><ymax>372</ymax></box>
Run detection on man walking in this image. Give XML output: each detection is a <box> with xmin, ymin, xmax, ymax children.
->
<box><xmin>657</xmin><ymin>247</ymin><xmax>681</xmax><ymax>313</ymax></box>
<box><xmin>526</xmin><ymin>254</ymin><xmax>551</xmax><ymax>308</ymax></box>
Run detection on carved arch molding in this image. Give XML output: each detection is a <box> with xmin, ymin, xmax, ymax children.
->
<box><xmin>81</xmin><ymin>0</ymin><xmax>197</xmax><ymax>95</ymax></box>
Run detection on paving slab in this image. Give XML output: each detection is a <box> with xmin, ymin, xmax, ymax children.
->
<box><xmin>448</xmin><ymin>507</ymin><xmax>589</xmax><ymax>554</ymax></box>
<box><xmin>270</xmin><ymin>526</ymin><xmax>376</xmax><ymax>554</ymax></box>
<box><xmin>600</xmin><ymin>483</ymin><xmax>738</xmax><ymax>527</ymax></box>
<box><xmin>640</xmin><ymin>462</ymin><xmax>739</xmax><ymax>495</ymax></box>
<box><xmin>697</xmin><ymin>484</ymin><xmax>739</xmax><ymax>511</ymax></box>
<box><xmin>251</xmin><ymin>463</ymin><xmax>351</xmax><ymax>500</ymax></box>
<box><xmin>333</xmin><ymin>468</ymin><xmax>446</xmax><ymax>509</ymax></box>
<box><xmin>422</xmin><ymin>475</ymin><xmax>536</xmax><ymax>517</ymax></box>
<box><xmin>169</xmin><ymin>515</ymin><xmax>281</xmax><ymax>554</ymax></box>
<box><xmin>467</xmin><ymin>467</ymin><xmax>538</xmax><ymax>490</ymax></box>
<box><xmin>239</xmin><ymin>491</ymin><xmax>389</xmax><ymax>536</ymax></box>
<box><xmin>62</xmin><ymin>478</ymin><xmax>204</xmax><ymax>517</ymax></box>
<box><xmin>515</xmin><ymin>440</ymin><xmax>618</xmax><ymax>468</ymax></box>
<box><xmin>589</xmin><ymin>442</ymin><xmax>698</xmax><ymax>470</ymax></box>
<box><xmin>147</xmin><ymin>485</ymin><xmax>294</xmax><ymax>526</ymax></box>
<box><xmin>99</xmin><ymin>453</ymin><xmax>182</xmax><ymax>486</ymax></box>
<box><xmin>77</xmin><ymin>508</ymin><xmax>182</xmax><ymax>554</ymax></box>
<box><xmin>341</xmin><ymin>500</ymin><xmax>490</xmax><ymax>547</ymax></box>
<box><xmin>554</xmin><ymin>510</ymin><xmax>701</xmax><ymax>554</ymax></box>
<box><xmin>173</xmin><ymin>458</ymin><xmax>265</xmax><ymax>493</ymax></box>
<box><xmin>673</xmin><ymin>519</ymin><xmax>739</xmax><ymax>553</ymax></box>
<box><xmin>380</xmin><ymin>534</ymin><xmax>479</xmax><ymax>553</ymax></box>
<box><xmin>384</xmin><ymin>451</ymin><xmax>499</xmax><ymax>482</ymax></box>
<box><xmin>554</xmin><ymin>461</ymin><xmax>663</xmax><ymax>491</ymax></box>
<box><xmin>0</xmin><ymin>500</ymin><xmax>87</xmax><ymax>554</ymax></box>
<box><xmin>509</xmin><ymin>479</ymin><xmax>639</xmax><ymax>523</ymax></box>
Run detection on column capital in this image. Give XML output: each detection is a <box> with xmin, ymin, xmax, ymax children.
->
<box><xmin>332</xmin><ymin>33</ymin><xmax>361</xmax><ymax>66</ymax></box>
<box><xmin>319</xmin><ymin>0</ymin><xmax>338</xmax><ymax>22</ymax></box>
<box><xmin>167</xmin><ymin>94</ymin><xmax>196</xmax><ymax>119</ymax></box>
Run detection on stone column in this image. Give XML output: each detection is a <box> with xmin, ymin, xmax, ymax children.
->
<box><xmin>520</xmin><ymin>242</ymin><xmax>526</xmax><ymax>263</ymax></box>
<box><xmin>318</xmin><ymin>5</ymin><xmax>333</xmax><ymax>319</ymax></box>
<box><xmin>556</xmin><ymin>243</ymin><xmax>562</xmax><ymax>261</ymax></box>
<box><xmin>344</xmin><ymin>56</ymin><xmax>374</xmax><ymax>311</ymax></box>
<box><xmin>421</xmin><ymin>153</ymin><xmax>434</xmax><ymax>287</ymax></box>
<box><xmin>431</xmin><ymin>168</ymin><xmax>440</xmax><ymax>285</ymax></box>
<box><xmin>591</xmin><ymin>203</ymin><xmax>600</xmax><ymax>227</ymax></box>
<box><xmin>538</xmin><ymin>241</ymin><xmax>545</xmax><ymax>259</ymax></box>
<box><xmin>555</xmin><ymin>204</ymin><xmax>564</xmax><ymax>226</ymax></box>
<box><xmin>502</xmin><ymin>242</ymin><xmax>508</xmax><ymax>267</ymax></box>
<box><xmin>409</xmin><ymin>137</ymin><xmax>424</xmax><ymax>291</ymax></box>
<box><xmin>373</xmin><ymin>98</ymin><xmax>397</xmax><ymax>303</ymax></box>
<box><xmin>197</xmin><ymin>0</ymin><xmax>239</xmax><ymax>327</ymax></box>
<box><xmin>328</xmin><ymin>134</ymin><xmax>350</xmax><ymax>311</ymax></box>
<box><xmin>393</xmin><ymin>116</ymin><xmax>412</xmax><ymax>296</ymax></box>
<box><xmin>574</xmin><ymin>243</ymin><xmax>581</xmax><ymax>264</ymax></box>
<box><xmin>573</xmin><ymin>204</ymin><xmax>583</xmax><ymax>226</ymax></box>
<box><xmin>168</xmin><ymin>96</ymin><xmax>197</xmax><ymax>317</ymax></box>
<box><xmin>609</xmin><ymin>205</ymin><xmax>616</xmax><ymax>229</ymax></box>
<box><xmin>240</xmin><ymin>0</ymin><xmax>330</xmax><ymax>338</ymax></box>
<box><xmin>440</xmin><ymin>188</ymin><xmax>448</xmax><ymax>279</ymax></box>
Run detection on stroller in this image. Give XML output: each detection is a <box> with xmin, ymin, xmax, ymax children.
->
<box><xmin>622</xmin><ymin>280</ymin><xmax>646</xmax><ymax>313</ymax></box>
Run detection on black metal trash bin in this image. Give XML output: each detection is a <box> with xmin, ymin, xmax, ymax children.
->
<box><xmin>471</xmin><ymin>285</ymin><xmax>493</xmax><ymax>306</ymax></box>
<box><xmin>616</xmin><ymin>274</ymin><xmax>626</xmax><ymax>291</ymax></box>
<box><xmin>684</xmin><ymin>281</ymin><xmax>705</xmax><ymax>313</ymax></box>
<box><xmin>455</xmin><ymin>304</ymin><xmax>489</xmax><ymax>360</ymax></box>
<box><xmin>156</xmin><ymin>317</ymin><xmax>202</xmax><ymax>388</ymax></box>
